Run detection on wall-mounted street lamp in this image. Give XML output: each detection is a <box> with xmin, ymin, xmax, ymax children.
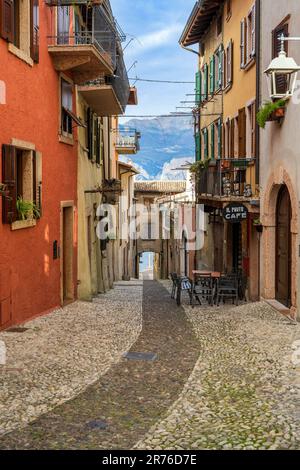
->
<box><xmin>264</xmin><ymin>35</ymin><xmax>300</xmax><ymax>100</ymax></box>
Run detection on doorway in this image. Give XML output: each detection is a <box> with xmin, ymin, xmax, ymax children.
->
<box><xmin>276</xmin><ymin>185</ymin><xmax>291</xmax><ymax>307</ymax></box>
<box><xmin>231</xmin><ymin>223</ymin><xmax>242</xmax><ymax>272</ymax></box>
<box><xmin>61</xmin><ymin>205</ymin><xmax>74</xmax><ymax>305</ymax></box>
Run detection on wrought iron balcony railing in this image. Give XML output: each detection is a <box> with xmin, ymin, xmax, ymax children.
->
<box><xmin>197</xmin><ymin>158</ymin><xmax>256</xmax><ymax>199</ymax></box>
<box><xmin>116</xmin><ymin>130</ymin><xmax>141</xmax><ymax>153</ymax></box>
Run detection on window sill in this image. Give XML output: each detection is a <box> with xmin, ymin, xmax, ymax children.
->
<box><xmin>11</xmin><ymin>219</ymin><xmax>37</xmax><ymax>231</ymax></box>
<box><xmin>243</xmin><ymin>57</ymin><xmax>256</xmax><ymax>72</ymax></box>
<box><xmin>8</xmin><ymin>44</ymin><xmax>33</xmax><ymax>67</ymax></box>
<box><xmin>59</xmin><ymin>134</ymin><xmax>74</xmax><ymax>146</ymax></box>
<box><xmin>224</xmin><ymin>83</ymin><xmax>233</xmax><ymax>94</ymax></box>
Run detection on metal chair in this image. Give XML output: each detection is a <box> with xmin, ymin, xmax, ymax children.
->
<box><xmin>216</xmin><ymin>275</ymin><xmax>239</xmax><ymax>306</ymax></box>
<box><xmin>191</xmin><ymin>275</ymin><xmax>214</xmax><ymax>307</ymax></box>
<box><xmin>176</xmin><ymin>276</ymin><xmax>193</xmax><ymax>306</ymax></box>
<box><xmin>170</xmin><ymin>273</ymin><xmax>179</xmax><ymax>299</ymax></box>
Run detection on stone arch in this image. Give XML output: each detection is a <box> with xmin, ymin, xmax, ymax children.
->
<box><xmin>262</xmin><ymin>166</ymin><xmax>298</xmax><ymax>315</ymax></box>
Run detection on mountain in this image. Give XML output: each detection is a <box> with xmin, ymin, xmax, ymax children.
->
<box><xmin>120</xmin><ymin>116</ymin><xmax>195</xmax><ymax>179</ymax></box>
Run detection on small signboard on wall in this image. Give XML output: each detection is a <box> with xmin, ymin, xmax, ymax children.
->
<box><xmin>223</xmin><ymin>203</ymin><xmax>248</xmax><ymax>223</ymax></box>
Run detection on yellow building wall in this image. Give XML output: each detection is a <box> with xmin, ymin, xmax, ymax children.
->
<box><xmin>223</xmin><ymin>0</ymin><xmax>256</xmax><ymax>118</ymax></box>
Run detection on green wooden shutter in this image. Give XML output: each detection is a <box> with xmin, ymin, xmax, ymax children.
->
<box><xmin>209</xmin><ymin>57</ymin><xmax>213</xmax><ymax>94</ymax></box>
<box><xmin>203</xmin><ymin>64</ymin><xmax>208</xmax><ymax>101</ymax></box>
<box><xmin>203</xmin><ymin>128</ymin><xmax>208</xmax><ymax>159</ymax></box>
<box><xmin>210</xmin><ymin>124</ymin><xmax>215</xmax><ymax>160</ymax></box>
<box><xmin>195</xmin><ymin>71</ymin><xmax>202</xmax><ymax>105</ymax></box>
<box><xmin>217</xmin><ymin>118</ymin><xmax>222</xmax><ymax>158</ymax></box>
<box><xmin>195</xmin><ymin>133</ymin><xmax>201</xmax><ymax>161</ymax></box>
<box><xmin>212</xmin><ymin>55</ymin><xmax>216</xmax><ymax>92</ymax></box>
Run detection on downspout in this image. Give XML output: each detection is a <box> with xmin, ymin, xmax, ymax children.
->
<box><xmin>255</xmin><ymin>0</ymin><xmax>261</xmax><ymax>186</ymax></box>
<box><xmin>180</xmin><ymin>43</ymin><xmax>201</xmax><ymax>57</ymax></box>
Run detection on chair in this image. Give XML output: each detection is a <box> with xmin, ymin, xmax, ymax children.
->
<box><xmin>216</xmin><ymin>275</ymin><xmax>239</xmax><ymax>306</ymax></box>
<box><xmin>170</xmin><ymin>273</ymin><xmax>179</xmax><ymax>299</ymax></box>
<box><xmin>176</xmin><ymin>276</ymin><xmax>193</xmax><ymax>306</ymax></box>
<box><xmin>191</xmin><ymin>275</ymin><xmax>214</xmax><ymax>307</ymax></box>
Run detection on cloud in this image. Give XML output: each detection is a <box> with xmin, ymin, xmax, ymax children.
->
<box><xmin>128</xmin><ymin>24</ymin><xmax>183</xmax><ymax>55</ymax></box>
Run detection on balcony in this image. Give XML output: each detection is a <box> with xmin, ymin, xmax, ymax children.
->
<box><xmin>78</xmin><ymin>52</ymin><xmax>130</xmax><ymax>116</ymax></box>
<box><xmin>47</xmin><ymin>5</ymin><xmax>120</xmax><ymax>84</ymax></box>
<box><xmin>115</xmin><ymin>130</ymin><xmax>141</xmax><ymax>154</ymax></box>
<box><xmin>197</xmin><ymin>158</ymin><xmax>257</xmax><ymax>203</ymax></box>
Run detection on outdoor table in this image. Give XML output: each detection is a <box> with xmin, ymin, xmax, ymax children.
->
<box><xmin>192</xmin><ymin>271</ymin><xmax>221</xmax><ymax>279</ymax></box>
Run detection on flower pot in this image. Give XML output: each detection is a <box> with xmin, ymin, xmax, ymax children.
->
<box><xmin>267</xmin><ymin>106</ymin><xmax>286</xmax><ymax>122</ymax></box>
<box><xmin>254</xmin><ymin>224</ymin><xmax>263</xmax><ymax>233</ymax></box>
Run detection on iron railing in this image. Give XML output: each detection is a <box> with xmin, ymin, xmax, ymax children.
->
<box><xmin>47</xmin><ymin>4</ymin><xmax>124</xmax><ymax>69</ymax></box>
<box><xmin>116</xmin><ymin>129</ymin><xmax>141</xmax><ymax>151</ymax></box>
<box><xmin>197</xmin><ymin>158</ymin><xmax>256</xmax><ymax>198</ymax></box>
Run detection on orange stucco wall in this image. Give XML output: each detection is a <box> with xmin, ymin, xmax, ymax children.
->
<box><xmin>0</xmin><ymin>5</ymin><xmax>78</xmax><ymax>328</ymax></box>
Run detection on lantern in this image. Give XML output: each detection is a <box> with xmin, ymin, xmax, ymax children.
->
<box><xmin>264</xmin><ymin>48</ymin><xmax>300</xmax><ymax>100</ymax></box>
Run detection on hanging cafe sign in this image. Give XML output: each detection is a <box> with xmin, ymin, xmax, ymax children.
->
<box><xmin>223</xmin><ymin>203</ymin><xmax>248</xmax><ymax>223</ymax></box>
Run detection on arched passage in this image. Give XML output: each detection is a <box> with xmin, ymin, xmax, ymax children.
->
<box><xmin>262</xmin><ymin>167</ymin><xmax>298</xmax><ymax>315</ymax></box>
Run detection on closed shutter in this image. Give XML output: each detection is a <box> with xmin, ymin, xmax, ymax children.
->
<box><xmin>203</xmin><ymin>64</ymin><xmax>208</xmax><ymax>101</ymax></box>
<box><xmin>96</xmin><ymin>118</ymin><xmax>101</xmax><ymax>165</ymax></box>
<box><xmin>32</xmin><ymin>151</ymin><xmax>42</xmax><ymax>217</ymax></box>
<box><xmin>209</xmin><ymin>56</ymin><xmax>215</xmax><ymax>94</ymax></box>
<box><xmin>30</xmin><ymin>0</ymin><xmax>39</xmax><ymax>63</ymax></box>
<box><xmin>240</xmin><ymin>19</ymin><xmax>246</xmax><ymax>68</ymax></box>
<box><xmin>0</xmin><ymin>0</ymin><xmax>14</xmax><ymax>42</ymax></box>
<box><xmin>195</xmin><ymin>71</ymin><xmax>202</xmax><ymax>105</ymax></box>
<box><xmin>251</xmin><ymin>5</ymin><xmax>256</xmax><ymax>57</ymax></box>
<box><xmin>2</xmin><ymin>144</ymin><xmax>17</xmax><ymax>224</ymax></box>
<box><xmin>217</xmin><ymin>118</ymin><xmax>222</xmax><ymax>159</ymax></box>
<box><xmin>195</xmin><ymin>133</ymin><xmax>201</xmax><ymax>161</ymax></box>
<box><xmin>221</xmin><ymin>49</ymin><xmax>225</xmax><ymax>88</ymax></box>
<box><xmin>210</xmin><ymin>124</ymin><xmax>215</xmax><ymax>160</ymax></box>
<box><xmin>87</xmin><ymin>108</ymin><xmax>93</xmax><ymax>160</ymax></box>
<box><xmin>238</xmin><ymin>108</ymin><xmax>246</xmax><ymax>156</ymax></box>
<box><xmin>230</xmin><ymin>118</ymin><xmax>235</xmax><ymax>157</ymax></box>
<box><xmin>272</xmin><ymin>23</ymin><xmax>289</xmax><ymax>94</ymax></box>
<box><xmin>227</xmin><ymin>40</ymin><xmax>233</xmax><ymax>84</ymax></box>
<box><xmin>203</xmin><ymin>128</ymin><xmax>208</xmax><ymax>159</ymax></box>
<box><xmin>218</xmin><ymin>46</ymin><xmax>223</xmax><ymax>88</ymax></box>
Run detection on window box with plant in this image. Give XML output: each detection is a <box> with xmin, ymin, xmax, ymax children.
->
<box><xmin>257</xmin><ymin>99</ymin><xmax>286</xmax><ymax>129</ymax></box>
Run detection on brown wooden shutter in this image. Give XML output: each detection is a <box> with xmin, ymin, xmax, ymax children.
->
<box><xmin>96</xmin><ymin>119</ymin><xmax>100</xmax><ymax>165</ymax></box>
<box><xmin>230</xmin><ymin>118</ymin><xmax>235</xmax><ymax>157</ymax></box>
<box><xmin>238</xmin><ymin>108</ymin><xmax>246</xmax><ymax>157</ymax></box>
<box><xmin>30</xmin><ymin>0</ymin><xmax>39</xmax><ymax>63</ymax></box>
<box><xmin>2</xmin><ymin>144</ymin><xmax>17</xmax><ymax>224</ymax></box>
<box><xmin>87</xmin><ymin>108</ymin><xmax>93</xmax><ymax>160</ymax></box>
<box><xmin>0</xmin><ymin>0</ymin><xmax>14</xmax><ymax>43</ymax></box>
<box><xmin>272</xmin><ymin>22</ymin><xmax>289</xmax><ymax>94</ymax></box>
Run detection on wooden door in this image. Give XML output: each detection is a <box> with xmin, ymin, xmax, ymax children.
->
<box><xmin>61</xmin><ymin>206</ymin><xmax>74</xmax><ymax>304</ymax></box>
<box><xmin>276</xmin><ymin>186</ymin><xmax>291</xmax><ymax>307</ymax></box>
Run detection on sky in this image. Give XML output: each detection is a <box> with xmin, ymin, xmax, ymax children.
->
<box><xmin>111</xmin><ymin>0</ymin><xmax>197</xmax><ymax>118</ymax></box>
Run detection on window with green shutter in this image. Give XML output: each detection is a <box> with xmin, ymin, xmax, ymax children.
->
<box><xmin>195</xmin><ymin>132</ymin><xmax>201</xmax><ymax>161</ymax></box>
<box><xmin>209</xmin><ymin>56</ymin><xmax>215</xmax><ymax>94</ymax></box>
<box><xmin>203</xmin><ymin>128</ymin><xmax>208</xmax><ymax>159</ymax></box>
<box><xmin>218</xmin><ymin>46</ymin><xmax>223</xmax><ymax>88</ymax></box>
<box><xmin>217</xmin><ymin>118</ymin><xmax>222</xmax><ymax>158</ymax></box>
<box><xmin>203</xmin><ymin>64</ymin><xmax>208</xmax><ymax>101</ymax></box>
<box><xmin>210</xmin><ymin>124</ymin><xmax>215</xmax><ymax>160</ymax></box>
<box><xmin>195</xmin><ymin>71</ymin><xmax>202</xmax><ymax>105</ymax></box>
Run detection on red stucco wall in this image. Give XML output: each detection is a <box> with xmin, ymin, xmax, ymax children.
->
<box><xmin>0</xmin><ymin>5</ymin><xmax>78</xmax><ymax>329</ymax></box>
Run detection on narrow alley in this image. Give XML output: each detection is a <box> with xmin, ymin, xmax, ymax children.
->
<box><xmin>1</xmin><ymin>280</ymin><xmax>300</xmax><ymax>450</ymax></box>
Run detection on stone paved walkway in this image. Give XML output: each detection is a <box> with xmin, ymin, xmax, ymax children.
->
<box><xmin>1</xmin><ymin>280</ymin><xmax>300</xmax><ymax>450</ymax></box>
<box><xmin>0</xmin><ymin>281</ymin><xmax>200</xmax><ymax>449</ymax></box>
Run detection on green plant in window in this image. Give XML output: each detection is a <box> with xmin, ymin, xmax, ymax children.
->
<box><xmin>16</xmin><ymin>197</ymin><xmax>40</xmax><ymax>221</ymax></box>
<box><xmin>256</xmin><ymin>99</ymin><xmax>286</xmax><ymax>129</ymax></box>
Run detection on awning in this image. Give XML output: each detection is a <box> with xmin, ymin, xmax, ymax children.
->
<box><xmin>179</xmin><ymin>0</ymin><xmax>224</xmax><ymax>47</ymax></box>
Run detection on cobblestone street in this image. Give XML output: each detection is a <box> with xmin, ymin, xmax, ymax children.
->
<box><xmin>1</xmin><ymin>280</ymin><xmax>300</xmax><ymax>450</ymax></box>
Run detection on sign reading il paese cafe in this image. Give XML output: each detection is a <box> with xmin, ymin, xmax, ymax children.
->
<box><xmin>223</xmin><ymin>203</ymin><xmax>248</xmax><ymax>223</ymax></box>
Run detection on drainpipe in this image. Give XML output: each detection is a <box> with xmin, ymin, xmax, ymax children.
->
<box><xmin>180</xmin><ymin>43</ymin><xmax>201</xmax><ymax>58</ymax></box>
<box><xmin>255</xmin><ymin>0</ymin><xmax>261</xmax><ymax>186</ymax></box>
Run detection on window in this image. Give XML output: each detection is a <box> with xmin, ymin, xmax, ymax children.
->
<box><xmin>272</xmin><ymin>20</ymin><xmax>289</xmax><ymax>94</ymax></box>
<box><xmin>247</xmin><ymin>102</ymin><xmax>256</xmax><ymax>157</ymax></box>
<box><xmin>61</xmin><ymin>78</ymin><xmax>73</xmax><ymax>136</ymax></box>
<box><xmin>215</xmin><ymin>45</ymin><xmax>223</xmax><ymax>89</ymax></box>
<box><xmin>203</xmin><ymin>63</ymin><xmax>208</xmax><ymax>101</ymax></box>
<box><xmin>217</xmin><ymin>15</ymin><xmax>223</xmax><ymax>36</ymax></box>
<box><xmin>2</xmin><ymin>144</ymin><xmax>42</xmax><ymax>224</ymax></box>
<box><xmin>225</xmin><ymin>40</ymin><xmax>233</xmax><ymax>87</ymax></box>
<box><xmin>195</xmin><ymin>70</ymin><xmax>202</xmax><ymax>105</ymax></box>
<box><xmin>202</xmin><ymin>128</ymin><xmax>208</xmax><ymax>159</ymax></box>
<box><xmin>240</xmin><ymin>4</ymin><xmax>256</xmax><ymax>69</ymax></box>
<box><xmin>238</xmin><ymin>108</ymin><xmax>246</xmax><ymax>157</ymax></box>
<box><xmin>87</xmin><ymin>107</ymin><xmax>102</xmax><ymax>163</ymax></box>
<box><xmin>226</xmin><ymin>0</ymin><xmax>232</xmax><ymax>20</ymax></box>
<box><xmin>0</xmin><ymin>0</ymin><xmax>39</xmax><ymax>62</ymax></box>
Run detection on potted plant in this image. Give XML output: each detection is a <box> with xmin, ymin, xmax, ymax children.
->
<box><xmin>16</xmin><ymin>197</ymin><xmax>40</xmax><ymax>221</ymax></box>
<box><xmin>253</xmin><ymin>218</ymin><xmax>263</xmax><ymax>233</ymax></box>
<box><xmin>257</xmin><ymin>99</ymin><xmax>286</xmax><ymax>129</ymax></box>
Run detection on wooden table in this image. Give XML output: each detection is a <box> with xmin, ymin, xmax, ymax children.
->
<box><xmin>192</xmin><ymin>271</ymin><xmax>221</xmax><ymax>279</ymax></box>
